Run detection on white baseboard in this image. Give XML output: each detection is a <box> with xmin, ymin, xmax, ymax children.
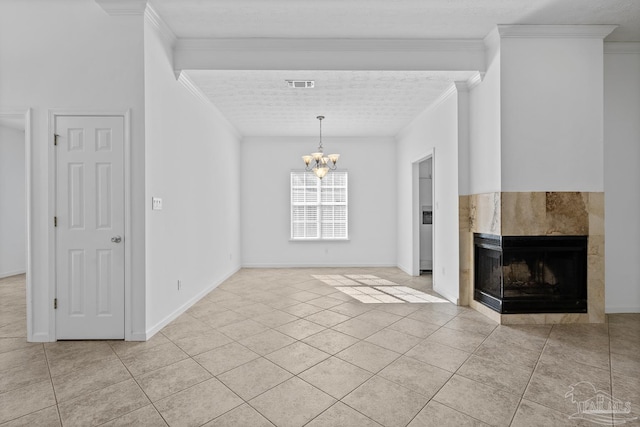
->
<box><xmin>127</xmin><ymin>331</ymin><xmax>148</xmax><ymax>342</ymax></box>
<box><xmin>28</xmin><ymin>332</ymin><xmax>51</xmax><ymax>343</ymax></box>
<box><xmin>241</xmin><ymin>263</ymin><xmax>397</xmax><ymax>268</ymax></box>
<box><xmin>396</xmin><ymin>263</ymin><xmax>412</xmax><ymax>276</ymax></box>
<box><xmin>605</xmin><ymin>306</ymin><xmax>640</xmax><ymax>314</ymax></box>
<box><xmin>433</xmin><ymin>284</ymin><xmax>459</xmax><ymax>305</ymax></box>
<box><xmin>0</xmin><ymin>270</ymin><xmax>26</xmax><ymax>279</ymax></box>
<box><xmin>145</xmin><ymin>266</ymin><xmax>241</xmax><ymax>340</ymax></box>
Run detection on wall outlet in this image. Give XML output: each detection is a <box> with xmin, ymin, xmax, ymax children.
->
<box><xmin>177</xmin><ymin>280</ymin><xmax>182</xmax><ymax>290</ymax></box>
<box><xmin>152</xmin><ymin>197</ymin><xmax>163</xmax><ymax>210</ymax></box>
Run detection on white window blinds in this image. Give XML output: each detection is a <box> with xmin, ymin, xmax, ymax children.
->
<box><xmin>291</xmin><ymin>171</ymin><xmax>348</xmax><ymax>240</ymax></box>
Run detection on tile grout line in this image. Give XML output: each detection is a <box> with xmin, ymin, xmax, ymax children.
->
<box><xmin>607</xmin><ymin>316</ymin><xmax>614</xmax><ymax>427</ymax></box>
<box><xmin>343</xmin><ymin>303</ymin><xmax>487</xmax><ymax>426</ymax></box>
<box><xmin>426</xmin><ymin>312</ymin><xmax>501</xmax><ymax>426</ymax></box>
<box><xmin>203</xmin><ymin>308</ymin><xmax>332</xmax><ymax>425</ymax></box>
<box><xmin>319</xmin><ymin>302</ymin><xmax>455</xmax><ymax>427</ymax></box>
<box><xmin>185</xmin><ymin>326</ymin><xmax>319</xmax><ymax>425</ymax></box>
<box><xmin>9</xmin><ymin>271</ymin><xmax>633</xmax><ymax>427</ymax></box>
<box><xmin>200</xmin><ymin>275</ymin><xmax>430</xmax><ymax>426</ymax></box>
<box><xmin>164</xmin><ymin>327</ymin><xmax>287</xmax><ymax>423</ymax></box>
<box><xmin>294</xmin><ymin>373</ymin><xmax>383</xmax><ymax>427</ymax></box>
<box><xmin>508</xmin><ymin>323</ymin><xmax>554</xmax><ymax>426</ymax></box>
<box><xmin>408</xmin><ymin>310</ymin><xmax>528</xmax><ymax>425</ymax></box>
<box><xmin>512</xmin><ymin>327</ymin><xmax>618</xmax><ymax>426</ymax></box>
<box><xmin>399</xmin><ymin>311</ymin><xmax>489</xmax><ymax>426</ymax></box>
<box><xmin>40</xmin><ymin>343</ymin><xmax>65</xmax><ymax>427</ymax></box>
<box><xmin>21</xmin><ymin>343</ymin><xmax>62</xmax><ymax>427</ymax></box>
<box><xmin>0</xmin><ymin>270</ymin><xmax>427</xmax><ymax>426</ymax></box>
<box><xmin>105</xmin><ymin>340</ymin><xmax>172</xmax><ymax>427</ymax></box>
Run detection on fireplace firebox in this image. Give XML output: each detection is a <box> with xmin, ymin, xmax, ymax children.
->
<box><xmin>474</xmin><ymin>234</ymin><xmax>588</xmax><ymax>314</ymax></box>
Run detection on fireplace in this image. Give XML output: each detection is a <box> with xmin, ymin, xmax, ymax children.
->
<box><xmin>474</xmin><ymin>234</ymin><xmax>588</xmax><ymax>314</ymax></box>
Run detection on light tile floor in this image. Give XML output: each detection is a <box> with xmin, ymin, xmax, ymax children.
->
<box><xmin>1</xmin><ymin>269</ymin><xmax>639</xmax><ymax>426</ymax></box>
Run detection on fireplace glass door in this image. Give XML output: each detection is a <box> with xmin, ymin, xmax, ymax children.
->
<box><xmin>474</xmin><ymin>234</ymin><xmax>587</xmax><ymax>314</ymax></box>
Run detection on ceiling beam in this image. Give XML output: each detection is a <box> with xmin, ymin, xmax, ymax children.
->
<box><xmin>94</xmin><ymin>0</ymin><xmax>147</xmax><ymax>16</ymax></box>
<box><xmin>496</xmin><ymin>24</ymin><xmax>618</xmax><ymax>39</ymax></box>
<box><xmin>173</xmin><ymin>38</ymin><xmax>486</xmax><ymax>73</ymax></box>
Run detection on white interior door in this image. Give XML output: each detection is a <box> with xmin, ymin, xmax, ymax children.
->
<box><xmin>55</xmin><ymin>115</ymin><xmax>125</xmax><ymax>339</ymax></box>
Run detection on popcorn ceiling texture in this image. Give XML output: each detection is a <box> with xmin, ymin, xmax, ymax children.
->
<box><xmin>152</xmin><ymin>1</ymin><xmax>640</xmax><ymax>137</ymax></box>
<box><xmin>185</xmin><ymin>70</ymin><xmax>476</xmax><ymax>137</ymax></box>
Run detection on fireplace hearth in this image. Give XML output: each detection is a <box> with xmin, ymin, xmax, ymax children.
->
<box><xmin>474</xmin><ymin>234</ymin><xmax>588</xmax><ymax>314</ymax></box>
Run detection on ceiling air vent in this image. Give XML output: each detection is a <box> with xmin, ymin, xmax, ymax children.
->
<box><xmin>286</xmin><ymin>80</ymin><xmax>315</xmax><ymax>88</ymax></box>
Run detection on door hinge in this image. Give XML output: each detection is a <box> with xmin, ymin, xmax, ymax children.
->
<box><xmin>54</xmin><ymin>298</ymin><xmax>57</xmax><ymax>309</ymax></box>
<box><xmin>54</xmin><ymin>134</ymin><xmax>59</xmax><ymax>146</ymax></box>
<box><xmin>54</xmin><ymin>216</ymin><xmax>57</xmax><ymax>227</ymax></box>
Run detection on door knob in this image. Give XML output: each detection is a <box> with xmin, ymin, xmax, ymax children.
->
<box><xmin>111</xmin><ymin>236</ymin><xmax>122</xmax><ymax>243</ymax></box>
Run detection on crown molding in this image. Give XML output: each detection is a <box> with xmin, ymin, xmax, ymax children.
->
<box><xmin>177</xmin><ymin>73</ymin><xmax>242</xmax><ymax>140</ymax></box>
<box><xmin>177</xmin><ymin>72</ymin><xmax>211</xmax><ymax>105</ymax></box>
<box><xmin>94</xmin><ymin>0</ymin><xmax>147</xmax><ymax>16</ymax></box>
<box><xmin>144</xmin><ymin>4</ymin><xmax>177</xmax><ymax>47</ymax></box>
<box><xmin>396</xmin><ymin>83</ymin><xmax>458</xmax><ymax>140</ymax></box>
<box><xmin>175</xmin><ymin>37</ymin><xmax>485</xmax><ymax>53</ymax></box>
<box><xmin>496</xmin><ymin>25</ymin><xmax>618</xmax><ymax>39</ymax></box>
<box><xmin>439</xmin><ymin>83</ymin><xmax>459</xmax><ymax>101</ymax></box>
<box><xmin>453</xmin><ymin>81</ymin><xmax>470</xmax><ymax>93</ymax></box>
<box><xmin>604</xmin><ymin>42</ymin><xmax>640</xmax><ymax>54</ymax></box>
<box><xmin>421</xmin><ymin>83</ymin><xmax>457</xmax><ymax>117</ymax></box>
<box><xmin>466</xmin><ymin>72</ymin><xmax>484</xmax><ymax>90</ymax></box>
<box><xmin>449</xmin><ymin>71</ymin><xmax>483</xmax><ymax>93</ymax></box>
<box><xmin>483</xmin><ymin>27</ymin><xmax>501</xmax><ymax>49</ymax></box>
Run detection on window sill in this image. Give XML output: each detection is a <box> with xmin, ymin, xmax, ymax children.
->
<box><xmin>289</xmin><ymin>238</ymin><xmax>350</xmax><ymax>242</ymax></box>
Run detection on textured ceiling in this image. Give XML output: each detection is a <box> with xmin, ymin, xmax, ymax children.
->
<box><xmin>150</xmin><ymin>0</ymin><xmax>640</xmax><ymax>41</ymax></box>
<box><xmin>186</xmin><ymin>70</ymin><xmax>477</xmax><ymax>136</ymax></box>
<box><xmin>151</xmin><ymin>0</ymin><xmax>639</xmax><ymax>136</ymax></box>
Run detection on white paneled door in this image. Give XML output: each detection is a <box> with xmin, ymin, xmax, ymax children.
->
<box><xmin>55</xmin><ymin>116</ymin><xmax>125</xmax><ymax>339</ymax></box>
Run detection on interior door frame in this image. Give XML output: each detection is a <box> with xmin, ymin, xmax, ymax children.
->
<box><xmin>48</xmin><ymin>110</ymin><xmax>132</xmax><ymax>341</ymax></box>
<box><xmin>411</xmin><ymin>148</ymin><xmax>435</xmax><ymax>277</ymax></box>
<box><xmin>0</xmin><ymin>108</ymin><xmax>32</xmax><ymax>339</ymax></box>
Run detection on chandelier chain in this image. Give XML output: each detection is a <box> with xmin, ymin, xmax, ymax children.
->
<box><xmin>317</xmin><ymin>115</ymin><xmax>324</xmax><ymax>151</ymax></box>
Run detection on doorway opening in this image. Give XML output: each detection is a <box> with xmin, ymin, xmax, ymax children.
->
<box><xmin>0</xmin><ymin>109</ymin><xmax>31</xmax><ymax>340</ymax></box>
<box><xmin>418</xmin><ymin>157</ymin><xmax>433</xmax><ymax>275</ymax></box>
<box><xmin>411</xmin><ymin>150</ymin><xmax>434</xmax><ymax>277</ymax></box>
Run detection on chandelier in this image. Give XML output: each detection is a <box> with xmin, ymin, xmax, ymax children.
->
<box><xmin>302</xmin><ymin>115</ymin><xmax>340</xmax><ymax>179</ymax></box>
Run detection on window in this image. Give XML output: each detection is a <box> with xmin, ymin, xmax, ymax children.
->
<box><xmin>291</xmin><ymin>171</ymin><xmax>348</xmax><ymax>240</ymax></box>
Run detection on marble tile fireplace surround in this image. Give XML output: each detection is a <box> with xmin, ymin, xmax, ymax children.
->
<box><xmin>459</xmin><ymin>192</ymin><xmax>605</xmax><ymax>324</ymax></box>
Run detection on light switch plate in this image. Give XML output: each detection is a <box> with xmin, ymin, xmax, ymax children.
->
<box><xmin>152</xmin><ymin>197</ymin><xmax>163</xmax><ymax>210</ymax></box>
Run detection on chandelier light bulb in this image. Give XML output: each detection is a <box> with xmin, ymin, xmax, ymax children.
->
<box><xmin>313</xmin><ymin>166</ymin><xmax>329</xmax><ymax>179</ymax></box>
<box><xmin>302</xmin><ymin>115</ymin><xmax>339</xmax><ymax>179</ymax></box>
